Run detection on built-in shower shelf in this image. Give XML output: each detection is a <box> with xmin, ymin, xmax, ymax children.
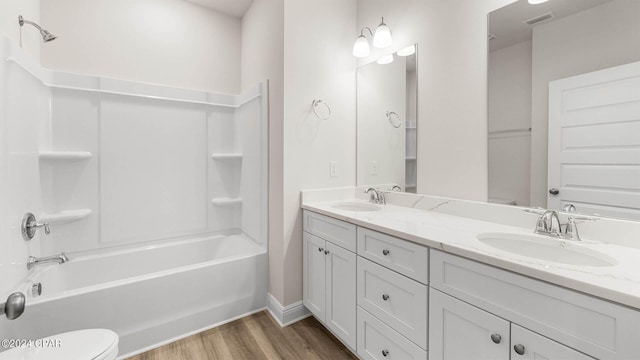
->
<box><xmin>39</xmin><ymin>151</ymin><xmax>93</xmax><ymax>161</ymax></box>
<box><xmin>211</xmin><ymin>197</ymin><xmax>243</xmax><ymax>206</ymax></box>
<box><xmin>40</xmin><ymin>209</ymin><xmax>93</xmax><ymax>225</ymax></box>
<box><xmin>211</xmin><ymin>153</ymin><xmax>243</xmax><ymax>161</ymax></box>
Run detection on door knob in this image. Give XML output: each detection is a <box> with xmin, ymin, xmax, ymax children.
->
<box><xmin>549</xmin><ymin>188</ymin><xmax>560</xmax><ymax>195</ymax></box>
<box><xmin>1</xmin><ymin>292</ymin><xmax>26</xmax><ymax>320</ymax></box>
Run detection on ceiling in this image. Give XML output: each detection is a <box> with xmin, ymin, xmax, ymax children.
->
<box><xmin>184</xmin><ymin>0</ymin><xmax>255</xmax><ymax>18</ymax></box>
<box><xmin>489</xmin><ymin>0</ymin><xmax>613</xmax><ymax>52</ymax></box>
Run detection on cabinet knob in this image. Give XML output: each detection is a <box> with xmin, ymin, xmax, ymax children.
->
<box><xmin>382</xmin><ymin>249</ymin><xmax>390</xmax><ymax>256</ymax></box>
<box><xmin>490</xmin><ymin>334</ymin><xmax>502</xmax><ymax>344</ymax></box>
<box><xmin>318</xmin><ymin>248</ymin><xmax>323</xmax><ymax>252</ymax></box>
<box><xmin>324</xmin><ymin>250</ymin><xmax>330</xmax><ymax>255</ymax></box>
<box><xmin>382</xmin><ymin>294</ymin><xmax>390</xmax><ymax>301</ymax></box>
<box><xmin>549</xmin><ymin>188</ymin><xmax>560</xmax><ymax>196</ymax></box>
<box><xmin>381</xmin><ymin>349</ymin><xmax>389</xmax><ymax>357</ymax></box>
<box><xmin>514</xmin><ymin>344</ymin><xmax>526</xmax><ymax>355</ymax></box>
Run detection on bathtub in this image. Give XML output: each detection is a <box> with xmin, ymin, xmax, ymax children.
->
<box><xmin>0</xmin><ymin>233</ymin><xmax>268</xmax><ymax>359</ymax></box>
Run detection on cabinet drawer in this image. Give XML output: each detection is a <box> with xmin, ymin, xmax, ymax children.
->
<box><xmin>357</xmin><ymin>257</ymin><xmax>428</xmax><ymax>349</ymax></box>
<box><xmin>303</xmin><ymin>210</ymin><xmax>356</xmax><ymax>252</ymax></box>
<box><xmin>357</xmin><ymin>307</ymin><xmax>427</xmax><ymax>360</ymax></box>
<box><xmin>357</xmin><ymin>227</ymin><xmax>428</xmax><ymax>284</ymax></box>
<box><xmin>430</xmin><ymin>250</ymin><xmax>640</xmax><ymax>360</ymax></box>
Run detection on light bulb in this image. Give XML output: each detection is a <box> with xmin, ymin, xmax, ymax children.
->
<box><xmin>373</xmin><ymin>18</ymin><xmax>392</xmax><ymax>48</ymax></box>
<box><xmin>377</xmin><ymin>54</ymin><xmax>394</xmax><ymax>65</ymax></box>
<box><xmin>397</xmin><ymin>45</ymin><xmax>415</xmax><ymax>57</ymax></box>
<box><xmin>352</xmin><ymin>35</ymin><xmax>370</xmax><ymax>58</ymax></box>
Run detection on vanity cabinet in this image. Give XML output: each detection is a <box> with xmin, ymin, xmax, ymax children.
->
<box><xmin>430</xmin><ymin>289</ymin><xmax>593</xmax><ymax>360</ymax></box>
<box><xmin>429</xmin><ymin>250</ymin><xmax>640</xmax><ymax>360</ymax></box>
<box><xmin>302</xmin><ymin>211</ymin><xmax>356</xmax><ymax>350</ymax></box>
<box><xmin>302</xmin><ymin>208</ymin><xmax>640</xmax><ymax>360</ymax></box>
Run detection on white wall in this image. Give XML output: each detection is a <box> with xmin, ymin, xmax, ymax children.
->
<box><xmin>241</xmin><ymin>0</ymin><xmax>286</xmax><ymax>303</ymax></box>
<box><xmin>488</xmin><ymin>40</ymin><xmax>532</xmax><ymax>206</ymax></box>
<box><xmin>281</xmin><ymin>0</ymin><xmax>357</xmax><ymax>305</ymax></box>
<box><xmin>41</xmin><ymin>0</ymin><xmax>241</xmax><ymax>94</ymax></box>
<box><xmin>357</xmin><ymin>0</ymin><xmax>517</xmax><ymax>202</ymax></box>
<box><xmin>357</xmin><ymin>57</ymin><xmax>407</xmax><ymax>187</ymax></box>
<box><xmin>530</xmin><ymin>0</ymin><xmax>640</xmax><ymax>206</ymax></box>
<box><xmin>0</xmin><ymin>0</ymin><xmax>40</xmax><ymax>61</ymax></box>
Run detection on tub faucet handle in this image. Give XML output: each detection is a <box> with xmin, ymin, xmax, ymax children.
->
<box><xmin>21</xmin><ymin>212</ymin><xmax>50</xmax><ymax>241</ymax></box>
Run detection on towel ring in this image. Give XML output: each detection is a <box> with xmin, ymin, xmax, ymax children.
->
<box><xmin>386</xmin><ymin>111</ymin><xmax>402</xmax><ymax>128</ymax></box>
<box><xmin>312</xmin><ymin>99</ymin><xmax>331</xmax><ymax>120</ymax></box>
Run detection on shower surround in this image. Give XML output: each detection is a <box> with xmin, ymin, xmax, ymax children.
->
<box><xmin>0</xmin><ymin>37</ymin><xmax>268</xmax><ymax>357</ymax></box>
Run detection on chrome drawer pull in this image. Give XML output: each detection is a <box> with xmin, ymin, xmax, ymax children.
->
<box><xmin>491</xmin><ymin>334</ymin><xmax>502</xmax><ymax>344</ymax></box>
<box><xmin>514</xmin><ymin>344</ymin><xmax>525</xmax><ymax>355</ymax></box>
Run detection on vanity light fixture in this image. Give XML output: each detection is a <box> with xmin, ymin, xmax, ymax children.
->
<box><xmin>377</xmin><ymin>54</ymin><xmax>394</xmax><ymax>65</ymax></box>
<box><xmin>352</xmin><ymin>17</ymin><xmax>393</xmax><ymax>58</ymax></box>
<box><xmin>528</xmin><ymin>0</ymin><xmax>549</xmax><ymax>4</ymax></box>
<box><xmin>397</xmin><ymin>45</ymin><xmax>415</xmax><ymax>57</ymax></box>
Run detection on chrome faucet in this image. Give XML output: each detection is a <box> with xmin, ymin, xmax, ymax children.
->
<box><xmin>535</xmin><ymin>210</ymin><xmax>562</xmax><ymax>237</ymax></box>
<box><xmin>562</xmin><ymin>204</ymin><xmax>580</xmax><ymax>241</ymax></box>
<box><xmin>27</xmin><ymin>252</ymin><xmax>69</xmax><ymax>270</ymax></box>
<box><xmin>365</xmin><ymin>188</ymin><xmax>386</xmax><ymax>205</ymax></box>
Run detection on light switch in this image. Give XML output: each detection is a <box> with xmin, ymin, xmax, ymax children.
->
<box><xmin>370</xmin><ymin>161</ymin><xmax>378</xmax><ymax>176</ymax></box>
<box><xmin>330</xmin><ymin>161</ymin><xmax>337</xmax><ymax>177</ymax></box>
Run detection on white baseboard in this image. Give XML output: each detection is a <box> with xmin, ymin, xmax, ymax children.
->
<box><xmin>266</xmin><ymin>293</ymin><xmax>311</xmax><ymax>327</ymax></box>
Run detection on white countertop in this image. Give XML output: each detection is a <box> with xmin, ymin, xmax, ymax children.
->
<box><xmin>302</xmin><ymin>199</ymin><xmax>640</xmax><ymax>310</ymax></box>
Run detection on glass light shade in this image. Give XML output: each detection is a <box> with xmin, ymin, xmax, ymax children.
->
<box><xmin>352</xmin><ymin>35</ymin><xmax>370</xmax><ymax>58</ymax></box>
<box><xmin>528</xmin><ymin>0</ymin><xmax>549</xmax><ymax>4</ymax></box>
<box><xmin>373</xmin><ymin>22</ymin><xmax>392</xmax><ymax>48</ymax></box>
<box><xmin>376</xmin><ymin>54</ymin><xmax>394</xmax><ymax>65</ymax></box>
<box><xmin>397</xmin><ymin>45</ymin><xmax>415</xmax><ymax>57</ymax></box>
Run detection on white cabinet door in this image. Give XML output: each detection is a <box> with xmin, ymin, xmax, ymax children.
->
<box><xmin>325</xmin><ymin>242</ymin><xmax>357</xmax><ymax>349</ymax></box>
<box><xmin>303</xmin><ymin>232</ymin><xmax>326</xmax><ymax>320</ymax></box>
<box><xmin>429</xmin><ymin>289</ymin><xmax>510</xmax><ymax>360</ymax></box>
<box><xmin>511</xmin><ymin>325</ymin><xmax>595</xmax><ymax>360</ymax></box>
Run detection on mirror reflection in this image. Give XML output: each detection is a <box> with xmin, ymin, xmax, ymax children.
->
<box><xmin>357</xmin><ymin>45</ymin><xmax>417</xmax><ymax>193</ymax></box>
<box><xmin>488</xmin><ymin>0</ymin><xmax>640</xmax><ymax>220</ymax></box>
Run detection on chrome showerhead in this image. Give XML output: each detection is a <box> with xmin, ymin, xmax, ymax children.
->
<box><xmin>40</xmin><ymin>30</ymin><xmax>57</xmax><ymax>42</ymax></box>
<box><xmin>18</xmin><ymin>15</ymin><xmax>57</xmax><ymax>43</ymax></box>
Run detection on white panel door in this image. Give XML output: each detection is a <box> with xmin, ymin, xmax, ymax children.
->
<box><xmin>325</xmin><ymin>242</ymin><xmax>356</xmax><ymax>350</ymax></box>
<box><xmin>303</xmin><ymin>232</ymin><xmax>326</xmax><ymax>320</ymax></box>
<box><xmin>548</xmin><ymin>61</ymin><xmax>640</xmax><ymax>219</ymax></box>
<box><xmin>511</xmin><ymin>325</ymin><xmax>595</xmax><ymax>360</ymax></box>
<box><xmin>429</xmin><ymin>289</ymin><xmax>510</xmax><ymax>360</ymax></box>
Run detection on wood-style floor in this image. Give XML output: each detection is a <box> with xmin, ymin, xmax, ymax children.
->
<box><xmin>127</xmin><ymin>311</ymin><xmax>358</xmax><ymax>360</ymax></box>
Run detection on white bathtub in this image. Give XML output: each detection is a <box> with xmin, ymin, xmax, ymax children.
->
<box><xmin>0</xmin><ymin>234</ymin><xmax>268</xmax><ymax>358</ymax></box>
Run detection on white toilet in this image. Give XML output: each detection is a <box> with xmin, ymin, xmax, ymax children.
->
<box><xmin>0</xmin><ymin>329</ymin><xmax>118</xmax><ymax>360</ymax></box>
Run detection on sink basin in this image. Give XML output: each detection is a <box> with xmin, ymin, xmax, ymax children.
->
<box><xmin>330</xmin><ymin>202</ymin><xmax>381</xmax><ymax>212</ymax></box>
<box><xmin>476</xmin><ymin>233</ymin><xmax>618</xmax><ymax>267</ymax></box>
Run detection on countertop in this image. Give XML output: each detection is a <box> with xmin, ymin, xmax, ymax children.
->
<box><xmin>302</xmin><ymin>200</ymin><xmax>640</xmax><ymax>310</ymax></box>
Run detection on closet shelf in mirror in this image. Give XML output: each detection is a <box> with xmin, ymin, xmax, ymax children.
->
<box><xmin>39</xmin><ymin>151</ymin><xmax>93</xmax><ymax>161</ymax></box>
<box><xmin>211</xmin><ymin>153</ymin><xmax>243</xmax><ymax>161</ymax></box>
<box><xmin>40</xmin><ymin>209</ymin><xmax>93</xmax><ymax>225</ymax></box>
<box><xmin>211</xmin><ymin>197</ymin><xmax>243</xmax><ymax>206</ymax></box>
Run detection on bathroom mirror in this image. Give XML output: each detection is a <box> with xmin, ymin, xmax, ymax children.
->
<box><xmin>488</xmin><ymin>0</ymin><xmax>640</xmax><ymax>220</ymax></box>
<box><xmin>356</xmin><ymin>45</ymin><xmax>418</xmax><ymax>193</ymax></box>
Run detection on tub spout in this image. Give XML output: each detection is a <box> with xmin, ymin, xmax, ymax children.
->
<box><xmin>27</xmin><ymin>252</ymin><xmax>69</xmax><ymax>270</ymax></box>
